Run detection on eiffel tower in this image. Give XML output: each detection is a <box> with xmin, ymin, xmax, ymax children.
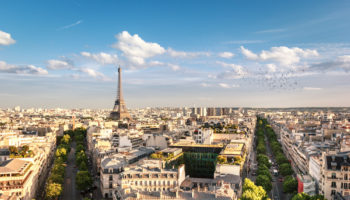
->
<box><xmin>110</xmin><ymin>67</ymin><xmax>131</xmax><ymax>120</ymax></box>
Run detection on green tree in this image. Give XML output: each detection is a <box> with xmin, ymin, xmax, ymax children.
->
<box><xmin>310</xmin><ymin>195</ymin><xmax>326</xmax><ymax>200</ymax></box>
<box><xmin>49</xmin><ymin>173</ymin><xmax>64</xmax><ymax>184</ymax></box>
<box><xmin>217</xmin><ymin>155</ymin><xmax>227</xmax><ymax>164</ymax></box>
<box><xmin>61</xmin><ymin>134</ymin><xmax>71</xmax><ymax>145</ymax></box>
<box><xmin>256</xmin><ymin>175</ymin><xmax>272</xmax><ymax>192</ymax></box>
<box><xmin>76</xmin><ymin>144</ymin><xmax>85</xmax><ymax>154</ymax></box>
<box><xmin>234</xmin><ymin>156</ymin><xmax>242</xmax><ymax>165</ymax></box>
<box><xmin>55</xmin><ymin>147</ymin><xmax>67</xmax><ymax>160</ymax></box>
<box><xmin>76</xmin><ymin>150</ymin><xmax>87</xmax><ymax>165</ymax></box>
<box><xmin>258</xmin><ymin>164</ymin><xmax>269</xmax><ymax>172</ymax></box>
<box><xmin>76</xmin><ymin>171</ymin><xmax>92</xmax><ymax>191</ymax></box>
<box><xmin>276</xmin><ymin>153</ymin><xmax>289</xmax><ymax>165</ymax></box>
<box><xmin>79</xmin><ymin>161</ymin><xmax>88</xmax><ymax>171</ymax></box>
<box><xmin>283</xmin><ymin>176</ymin><xmax>298</xmax><ymax>193</ymax></box>
<box><xmin>257</xmin><ymin>169</ymin><xmax>272</xmax><ymax>181</ymax></box>
<box><xmin>291</xmin><ymin>193</ymin><xmax>310</xmax><ymax>200</ymax></box>
<box><xmin>257</xmin><ymin>144</ymin><xmax>267</xmax><ymax>155</ymax></box>
<box><xmin>52</xmin><ymin>163</ymin><xmax>65</xmax><ymax>175</ymax></box>
<box><xmin>241</xmin><ymin>178</ymin><xmax>269</xmax><ymax>200</ymax></box>
<box><xmin>291</xmin><ymin>193</ymin><xmax>326</xmax><ymax>200</ymax></box>
<box><xmin>257</xmin><ymin>154</ymin><xmax>271</xmax><ymax>168</ymax></box>
<box><xmin>45</xmin><ymin>183</ymin><xmax>62</xmax><ymax>200</ymax></box>
<box><xmin>280</xmin><ymin>163</ymin><xmax>293</xmax><ymax>176</ymax></box>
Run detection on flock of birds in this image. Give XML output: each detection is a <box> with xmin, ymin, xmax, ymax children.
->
<box><xmin>239</xmin><ymin>68</ymin><xmax>303</xmax><ymax>92</ymax></box>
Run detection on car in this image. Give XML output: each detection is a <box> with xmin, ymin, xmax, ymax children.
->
<box><xmin>252</xmin><ymin>172</ymin><xmax>257</xmax><ymax>176</ymax></box>
<box><xmin>279</xmin><ymin>177</ymin><xmax>284</xmax><ymax>182</ymax></box>
<box><xmin>274</xmin><ymin>195</ymin><xmax>279</xmax><ymax>200</ymax></box>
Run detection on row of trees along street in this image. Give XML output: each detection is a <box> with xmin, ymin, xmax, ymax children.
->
<box><xmin>44</xmin><ymin>133</ymin><xmax>71</xmax><ymax>199</ymax></box>
<box><xmin>255</xmin><ymin>118</ymin><xmax>273</xmax><ymax>193</ymax></box>
<box><xmin>67</xmin><ymin>128</ymin><xmax>93</xmax><ymax>199</ymax></box>
<box><xmin>261</xmin><ymin>117</ymin><xmax>326</xmax><ymax>200</ymax></box>
<box><xmin>240</xmin><ymin>117</ymin><xmax>272</xmax><ymax>200</ymax></box>
<box><xmin>241</xmin><ymin>117</ymin><xmax>327</xmax><ymax>200</ymax></box>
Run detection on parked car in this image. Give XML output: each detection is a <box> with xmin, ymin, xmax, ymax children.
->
<box><xmin>279</xmin><ymin>177</ymin><xmax>284</xmax><ymax>182</ymax></box>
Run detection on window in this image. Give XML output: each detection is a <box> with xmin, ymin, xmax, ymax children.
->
<box><xmin>109</xmin><ymin>183</ymin><xmax>113</xmax><ymax>188</ymax></box>
<box><xmin>331</xmin><ymin>182</ymin><xmax>337</xmax><ymax>188</ymax></box>
<box><xmin>345</xmin><ymin>174</ymin><xmax>348</xmax><ymax>180</ymax></box>
<box><xmin>332</xmin><ymin>173</ymin><xmax>336</xmax><ymax>179</ymax></box>
<box><xmin>109</xmin><ymin>175</ymin><xmax>113</xmax><ymax>181</ymax></box>
<box><xmin>344</xmin><ymin>183</ymin><xmax>348</xmax><ymax>189</ymax></box>
<box><xmin>331</xmin><ymin>190</ymin><xmax>336</xmax><ymax>195</ymax></box>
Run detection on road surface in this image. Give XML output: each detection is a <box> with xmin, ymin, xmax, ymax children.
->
<box><xmin>62</xmin><ymin>141</ymin><xmax>81</xmax><ymax>200</ymax></box>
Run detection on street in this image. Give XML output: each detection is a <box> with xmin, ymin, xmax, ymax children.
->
<box><xmin>62</xmin><ymin>141</ymin><xmax>81</xmax><ymax>200</ymax></box>
<box><xmin>265</xmin><ymin>134</ymin><xmax>288</xmax><ymax>200</ymax></box>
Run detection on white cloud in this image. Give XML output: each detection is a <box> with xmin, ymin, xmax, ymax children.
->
<box><xmin>148</xmin><ymin>60</ymin><xmax>164</xmax><ymax>66</ymax></box>
<box><xmin>47</xmin><ymin>59</ymin><xmax>73</xmax><ymax>70</ymax></box>
<box><xmin>58</xmin><ymin>20</ymin><xmax>83</xmax><ymax>30</ymax></box>
<box><xmin>201</xmin><ymin>83</ymin><xmax>211</xmax><ymax>87</ymax></box>
<box><xmin>112</xmin><ymin>31</ymin><xmax>165</xmax><ymax>66</ymax></box>
<box><xmin>80</xmin><ymin>68</ymin><xmax>110</xmax><ymax>81</ymax></box>
<box><xmin>218</xmin><ymin>83</ymin><xmax>239</xmax><ymax>89</ymax></box>
<box><xmin>241</xmin><ymin>46</ymin><xmax>319</xmax><ymax>66</ymax></box>
<box><xmin>216</xmin><ymin>61</ymin><xmax>247</xmax><ymax>78</ymax></box>
<box><xmin>311</xmin><ymin>55</ymin><xmax>350</xmax><ymax>72</ymax></box>
<box><xmin>168</xmin><ymin>63</ymin><xmax>181</xmax><ymax>71</ymax></box>
<box><xmin>266</xmin><ymin>63</ymin><xmax>277</xmax><ymax>73</ymax></box>
<box><xmin>303</xmin><ymin>87</ymin><xmax>322</xmax><ymax>91</ymax></box>
<box><xmin>0</xmin><ymin>30</ymin><xmax>16</xmax><ymax>46</ymax></box>
<box><xmin>167</xmin><ymin>48</ymin><xmax>210</xmax><ymax>58</ymax></box>
<box><xmin>240</xmin><ymin>46</ymin><xmax>259</xmax><ymax>60</ymax></box>
<box><xmin>0</xmin><ymin>61</ymin><xmax>48</xmax><ymax>75</ymax></box>
<box><xmin>218</xmin><ymin>52</ymin><xmax>235</xmax><ymax>59</ymax></box>
<box><xmin>81</xmin><ymin>52</ymin><xmax>118</xmax><ymax>65</ymax></box>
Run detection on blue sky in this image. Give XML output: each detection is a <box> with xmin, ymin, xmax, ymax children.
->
<box><xmin>1</xmin><ymin>0</ymin><xmax>350</xmax><ymax>108</ymax></box>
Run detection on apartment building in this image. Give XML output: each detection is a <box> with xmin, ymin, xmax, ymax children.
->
<box><xmin>321</xmin><ymin>153</ymin><xmax>350</xmax><ymax>200</ymax></box>
<box><xmin>0</xmin><ymin>159</ymin><xmax>34</xmax><ymax>200</ymax></box>
<box><xmin>115</xmin><ymin>160</ymin><xmax>185</xmax><ymax>199</ymax></box>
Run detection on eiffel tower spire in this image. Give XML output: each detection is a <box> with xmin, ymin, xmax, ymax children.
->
<box><xmin>110</xmin><ymin>67</ymin><xmax>131</xmax><ymax>120</ymax></box>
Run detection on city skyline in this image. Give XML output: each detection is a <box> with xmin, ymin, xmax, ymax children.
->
<box><xmin>1</xmin><ymin>0</ymin><xmax>350</xmax><ymax>108</ymax></box>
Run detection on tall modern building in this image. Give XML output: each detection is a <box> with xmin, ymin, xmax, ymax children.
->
<box><xmin>110</xmin><ymin>67</ymin><xmax>131</xmax><ymax>121</ymax></box>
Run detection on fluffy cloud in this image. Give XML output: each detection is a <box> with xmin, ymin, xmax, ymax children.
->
<box><xmin>81</xmin><ymin>52</ymin><xmax>118</xmax><ymax>65</ymax></box>
<box><xmin>218</xmin><ymin>83</ymin><xmax>239</xmax><ymax>89</ymax></box>
<box><xmin>80</xmin><ymin>68</ymin><xmax>110</xmax><ymax>81</ymax></box>
<box><xmin>216</xmin><ymin>61</ymin><xmax>247</xmax><ymax>79</ymax></box>
<box><xmin>240</xmin><ymin>46</ymin><xmax>259</xmax><ymax>60</ymax></box>
<box><xmin>168</xmin><ymin>63</ymin><xmax>181</xmax><ymax>71</ymax></box>
<box><xmin>167</xmin><ymin>48</ymin><xmax>210</xmax><ymax>58</ymax></box>
<box><xmin>47</xmin><ymin>59</ymin><xmax>73</xmax><ymax>70</ymax></box>
<box><xmin>112</xmin><ymin>31</ymin><xmax>165</xmax><ymax>65</ymax></box>
<box><xmin>218</xmin><ymin>52</ymin><xmax>235</xmax><ymax>59</ymax></box>
<box><xmin>0</xmin><ymin>61</ymin><xmax>48</xmax><ymax>75</ymax></box>
<box><xmin>266</xmin><ymin>64</ymin><xmax>277</xmax><ymax>73</ymax></box>
<box><xmin>0</xmin><ymin>30</ymin><xmax>16</xmax><ymax>46</ymax></box>
<box><xmin>241</xmin><ymin>46</ymin><xmax>318</xmax><ymax>66</ymax></box>
<box><xmin>310</xmin><ymin>55</ymin><xmax>350</xmax><ymax>72</ymax></box>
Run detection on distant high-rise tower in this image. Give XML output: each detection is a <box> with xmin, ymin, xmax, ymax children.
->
<box><xmin>110</xmin><ymin>67</ymin><xmax>131</xmax><ymax>120</ymax></box>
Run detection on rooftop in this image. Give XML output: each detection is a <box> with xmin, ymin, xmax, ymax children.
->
<box><xmin>0</xmin><ymin>159</ymin><xmax>31</xmax><ymax>174</ymax></box>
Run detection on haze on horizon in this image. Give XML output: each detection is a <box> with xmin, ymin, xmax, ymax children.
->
<box><xmin>1</xmin><ymin>0</ymin><xmax>350</xmax><ymax>109</ymax></box>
